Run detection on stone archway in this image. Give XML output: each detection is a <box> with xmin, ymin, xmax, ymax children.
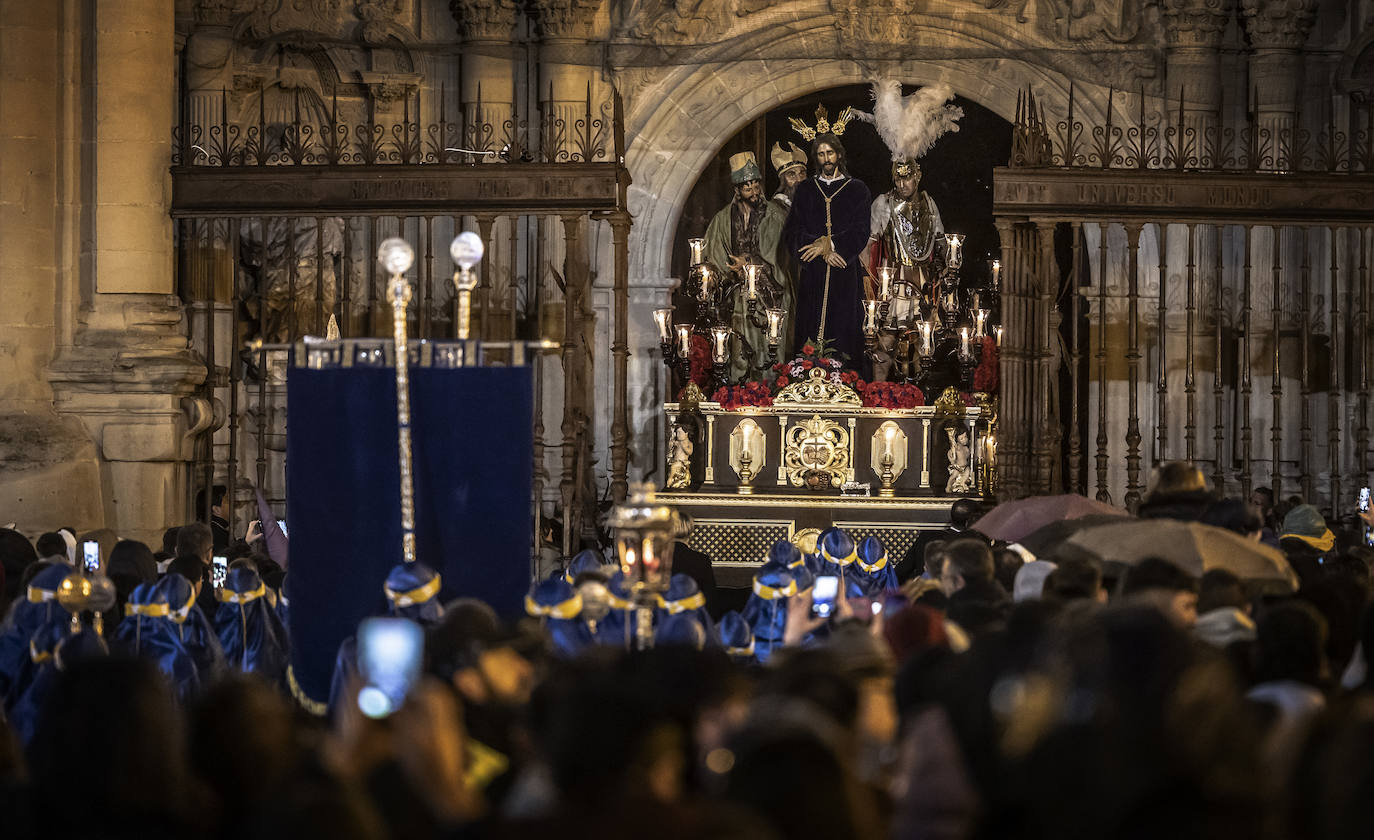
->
<box><xmin>613</xmin><ymin>27</ymin><xmax>1111</xmax><ymax>483</ymax></box>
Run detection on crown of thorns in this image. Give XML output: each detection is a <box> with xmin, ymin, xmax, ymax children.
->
<box><xmin>789</xmin><ymin>103</ymin><xmax>857</xmax><ymax>141</ymax></box>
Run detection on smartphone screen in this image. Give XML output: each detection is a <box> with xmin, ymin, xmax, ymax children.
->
<box><xmin>812</xmin><ymin>574</ymin><xmax>839</xmax><ymax>619</ymax></box>
<box><xmin>82</xmin><ymin>540</ymin><xmax>101</xmax><ymax>574</ymax></box>
<box><xmin>212</xmin><ymin>556</ymin><xmax>228</xmax><ymax>589</ymax></box>
<box><xmin>276</xmin><ymin>519</ymin><xmax>288</xmax><ymax>538</ymax></box>
<box><xmin>356</xmin><ymin>617</ymin><xmax>425</xmax><ymax>719</ymax></box>
<box><xmin>1361</xmin><ymin>488</ymin><xmax>1372</xmax><ymax>546</ymax></box>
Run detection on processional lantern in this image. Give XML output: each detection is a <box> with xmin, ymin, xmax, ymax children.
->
<box><xmin>608</xmin><ymin>483</ymin><xmax>689</xmax><ymax>649</ymax></box>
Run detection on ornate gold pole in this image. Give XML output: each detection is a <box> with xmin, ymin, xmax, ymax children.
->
<box><xmin>380</xmin><ymin>238</ymin><xmax>417</xmax><ymax>564</ymax></box>
<box><xmin>450</xmin><ymin>231</ymin><xmax>485</xmax><ymax>340</ymax></box>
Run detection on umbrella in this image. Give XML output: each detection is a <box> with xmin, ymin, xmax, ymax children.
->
<box><xmin>970</xmin><ymin>494</ymin><xmax>1129</xmax><ymax>544</ymax></box>
<box><xmin>1016</xmin><ymin>513</ymin><xmax>1134</xmax><ymax>558</ymax></box>
<box><xmin>1063</xmin><ymin>519</ymin><xmax>1299</xmax><ymax>593</ymax></box>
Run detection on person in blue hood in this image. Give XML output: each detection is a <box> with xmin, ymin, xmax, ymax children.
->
<box><xmin>563</xmin><ymin>548</ymin><xmax>608</xmax><ymax>584</ymax></box>
<box><xmin>717</xmin><ymin>610</ymin><xmax>757</xmax><ymax>664</ymax></box>
<box><xmin>818</xmin><ymin>528</ymin><xmax>859</xmax><ymax>587</ymax></box>
<box><xmin>742</xmin><ymin>565</ymin><xmax>797</xmax><ymax>664</ymax></box>
<box><xmin>851</xmin><ymin>535</ymin><xmax>898</xmax><ymax>598</ymax></box>
<box><xmin>10</xmin><ymin>623</ymin><xmax>108</xmax><ymax>744</ymax></box>
<box><xmin>328</xmin><ymin>561</ymin><xmax>445</xmax><ymax>717</ymax></box>
<box><xmin>594</xmin><ymin>570</ymin><xmax>637</xmax><ymax>649</ymax></box>
<box><xmin>525</xmin><ymin>577</ymin><xmax>593</xmax><ymax>657</ymax></box>
<box><xmin>657</xmin><ymin>573</ymin><xmax>716</xmax><ymax>644</ymax></box>
<box><xmin>0</xmin><ymin>563</ymin><xmax>75</xmax><ymax>707</ymax></box>
<box><xmin>215</xmin><ymin>564</ymin><xmax>289</xmax><ymax>686</ymax></box>
<box><xmin>156</xmin><ymin>571</ymin><xmax>226</xmax><ymax>683</ymax></box>
<box><xmin>112</xmin><ymin>581</ymin><xmax>202</xmax><ymax>704</ymax></box>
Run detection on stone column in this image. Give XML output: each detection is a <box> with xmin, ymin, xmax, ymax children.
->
<box><xmin>0</xmin><ymin>0</ymin><xmax>104</xmax><ymax>531</ymax></box>
<box><xmin>1240</xmin><ymin>0</ymin><xmax>1318</xmax><ymax>170</ymax></box>
<box><xmin>1160</xmin><ymin>0</ymin><xmax>1234</xmax><ymax>150</ymax></box>
<box><xmin>532</xmin><ymin>0</ymin><xmax>602</xmax><ymax>161</ymax></box>
<box><xmin>451</xmin><ymin>0</ymin><xmax>518</xmax><ymax>156</ymax></box>
<box><xmin>995</xmin><ymin>218</ymin><xmax>1033</xmax><ymax>499</ymax></box>
<box><xmin>47</xmin><ymin>0</ymin><xmax>206</xmax><ymax>544</ymax></box>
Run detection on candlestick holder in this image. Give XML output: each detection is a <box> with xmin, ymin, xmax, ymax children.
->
<box><xmin>878</xmin><ymin>452</ymin><xmax>896</xmax><ymax>497</ymax></box>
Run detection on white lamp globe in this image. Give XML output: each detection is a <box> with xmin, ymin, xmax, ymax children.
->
<box><xmin>449</xmin><ymin>231</ymin><xmax>484</xmax><ymax>270</ymax></box>
<box><xmin>377</xmin><ymin>237</ymin><xmax>415</xmax><ymax>275</ymax></box>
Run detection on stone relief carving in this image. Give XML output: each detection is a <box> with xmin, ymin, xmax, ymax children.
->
<box><xmin>1238</xmin><ymin>0</ymin><xmax>1319</xmax><ymax>49</ymax></box>
<box><xmin>612</xmin><ymin>0</ymin><xmax>731</xmax><ymax>42</ymax></box>
<box><xmin>532</xmin><ymin>0</ymin><xmax>602</xmax><ymax>38</ymax></box>
<box><xmin>1160</xmin><ymin>0</ymin><xmax>1235</xmax><ymax>48</ymax></box>
<box><xmin>450</xmin><ymin>0</ymin><xmax>520</xmax><ymax>40</ymax></box>
<box><xmin>355</xmin><ymin>0</ymin><xmax>404</xmax><ymax>44</ymax></box>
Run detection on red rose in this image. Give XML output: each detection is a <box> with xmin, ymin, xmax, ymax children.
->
<box><xmin>802</xmin><ymin>343</ymin><xmax>816</xmax><ymax>356</ymax></box>
<box><xmin>776</xmin><ymin>375</ymin><xmax>789</xmax><ymax>387</ymax></box>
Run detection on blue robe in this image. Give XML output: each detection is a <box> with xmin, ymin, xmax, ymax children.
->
<box><xmin>215</xmin><ymin>598</ymin><xmax>289</xmax><ymax>686</ymax></box>
<box><xmin>783</xmin><ymin>174</ymin><xmax>872</xmax><ymax>367</ymax></box>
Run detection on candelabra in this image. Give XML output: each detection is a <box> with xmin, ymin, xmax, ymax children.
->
<box><xmin>862</xmin><ymin>232</ymin><xmax>1001</xmax><ymax>395</ymax></box>
<box><xmin>659</xmin><ymin>238</ymin><xmax>788</xmax><ymax>392</ymax></box>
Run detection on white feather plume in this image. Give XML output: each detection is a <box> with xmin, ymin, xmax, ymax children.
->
<box><xmin>854</xmin><ymin>79</ymin><xmax>964</xmax><ymax>162</ymax></box>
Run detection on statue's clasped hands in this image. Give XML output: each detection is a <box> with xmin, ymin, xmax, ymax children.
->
<box><xmin>800</xmin><ymin>236</ymin><xmax>846</xmax><ymax>268</ymax></box>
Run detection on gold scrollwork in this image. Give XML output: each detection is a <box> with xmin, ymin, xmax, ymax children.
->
<box><xmin>783</xmin><ymin>414</ymin><xmax>851</xmax><ymax>488</ymax></box>
<box><xmin>773</xmin><ymin>367</ymin><xmax>862</xmax><ymax>407</ymax></box>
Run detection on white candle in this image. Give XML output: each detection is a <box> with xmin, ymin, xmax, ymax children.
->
<box><xmin>653</xmin><ymin>308</ymin><xmax>673</xmax><ymax>342</ymax></box>
<box><xmin>992</xmin><ymin>260</ymin><xmax>1001</xmax><ymax>288</ymax></box>
<box><xmin>974</xmin><ymin>309</ymin><xmax>988</xmax><ymax>338</ymax></box>
<box><xmin>878</xmin><ymin>266</ymin><xmax>894</xmax><ymax>301</ymax></box>
<box><xmin>918</xmin><ymin>320</ymin><xmax>934</xmax><ymax>356</ymax></box>
<box><xmin>688</xmin><ymin>238</ymin><xmax>705</xmax><ymax>265</ymax></box>
<box><xmin>744</xmin><ymin>264</ymin><xmax>760</xmax><ymax>300</ymax></box>
<box><xmin>676</xmin><ymin>324</ymin><xmax>692</xmax><ymax>358</ymax></box>
<box><xmin>994</xmin><ymin>326</ymin><xmax>1004</xmax><ymax>347</ymax></box>
<box><xmin>959</xmin><ymin>327</ymin><xmax>970</xmax><ymax>358</ymax></box>
<box><xmin>884</xmin><ymin>425</ymin><xmax>896</xmax><ymax>457</ymax></box>
<box><xmin>766</xmin><ymin>309</ymin><xmax>784</xmax><ymax>343</ymax></box>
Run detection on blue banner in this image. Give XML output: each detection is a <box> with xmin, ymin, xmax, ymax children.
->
<box><xmin>286</xmin><ymin>353</ymin><xmax>533</xmax><ymax>705</ymax></box>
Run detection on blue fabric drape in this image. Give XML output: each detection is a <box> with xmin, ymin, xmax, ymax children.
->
<box><xmin>286</xmin><ymin>359</ymin><xmax>533</xmax><ymax>706</ymax></box>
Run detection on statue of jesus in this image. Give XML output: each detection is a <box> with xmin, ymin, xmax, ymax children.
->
<box><xmin>782</xmin><ymin>129</ymin><xmax>872</xmax><ymax>369</ymax></box>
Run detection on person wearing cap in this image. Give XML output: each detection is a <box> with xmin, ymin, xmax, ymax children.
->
<box><xmin>817</xmin><ymin>527</ymin><xmax>859</xmax><ymax>589</ymax></box>
<box><xmin>562</xmin><ymin>548</ymin><xmax>608</xmax><ymax>585</ymax></box>
<box><xmin>1136</xmin><ymin>461</ymin><xmax>1216</xmax><ymax>521</ymax></box>
<box><xmin>703</xmin><ymin>149</ymin><xmax>793</xmax><ymax>380</ymax></box>
<box><xmin>215</xmin><ymin>564</ymin><xmax>289</xmax><ymax>684</ymax></box>
<box><xmin>328</xmin><ymin>562</ymin><xmax>446</xmax><ymax>716</ymax></box>
<box><xmin>1279</xmin><ymin>503</ymin><xmax>1337</xmax><ymax>584</ymax></box>
<box><xmin>769</xmin><ymin>141</ymin><xmax>808</xmax><ymax>212</ymax></box>
<box><xmin>525</xmin><ymin>577</ymin><xmax>593</xmax><ymax>657</ymax></box>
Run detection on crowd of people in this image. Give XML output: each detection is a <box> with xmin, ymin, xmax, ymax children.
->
<box><xmin>2</xmin><ymin>462</ymin><xmax>1374</xmax><ymax>839</ymax></box>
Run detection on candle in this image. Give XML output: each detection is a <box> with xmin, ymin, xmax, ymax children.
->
<box><xmin>676</xmin><ymin>324</ymin><xmax>692</xmax><ymax>358</ymax></box>
<box><xmin>766</xmin><ymin>309</ymin><xmax>784</xmax><ymax>343</ymax></box>
<box><xmin>972</xmin><ymin>292</ymin><xmax>980</xmax><ymax>311</ymax></box>
<box><xmin>744</xmin><ymin>264</ymin><xmax>760</xmax><ymax>300</ymax></box>
<box><xmin>688</xmin><ymin>238</ymin><xmax>705</xmax><ymax>265</ymax></box>
<box><xmin>994</xmin><ymin>325</ymin><xmax>1004</xmax><ymax>347</ymax></box>
<box><xmin>991</xmin><ymin>259</ymin><xmax>1001</xmax><ymax>288</ymax></box>
<box><xmin>653</xmin><ymin>308</ymin><xmax>673</xmax><ymax>343</ymax></box>
<box><xmin>742</xmin><ymin>423</ymin><xmax>752</xmax><ymax>454</ymax></box>
<box><xmin>863</xmin><ymin>299</ymin><xmax>880</xmax><ymax>335</ymax></box>
<box><xmin>878</xmin><ymin>266</ymin><xmax>894</xmax><ymax>301</ymax></box>
<box><xmin>884</xmin><ymin>424</ymin><xmax>896</xmax><ymax>457</ymax></box>
<box><xmin>697</xmin><ymin>267</ymin><xmax>715</xmax><ymax>302</ymax></box>
<box><xmin>710</xmin><ymin>326</ymin><xmax>731</xmax><ymax>364</ymax></box>
<box><xmin>959</xmin><ymin>327</ymin><xmax>971</xmax><ymax>359</ymax></box>
<box><xmin>945</xmin><ymin>233</ymin><xmax>965</xmax><ymax>269</ymax></box>
<box><xmin>917</xmin><ymin>320</ymin><xmax>934</xmax><ymax>356</ymax></box>
<box><xmin>974</xmin><ymin>309</ymin><xmax>988</xmax><ymax>338</ymax></box>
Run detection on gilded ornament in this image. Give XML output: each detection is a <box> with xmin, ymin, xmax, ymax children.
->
<box><xmin>783</xmin><ymin>414</ymin><xmax>851</xmax><ymax>488</ymax></box>
<box><xmin>773</xmin><ymin>367</ymin><xmax>862</xmax><ymax>408</ymax></box>
<box><xmin>932</xmin><ymin>386</ymin><xmax>965</xmax><ymax>416</ymax></box>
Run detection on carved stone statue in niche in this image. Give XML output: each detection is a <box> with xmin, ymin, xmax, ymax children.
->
<box><xmin>239</xmin><ymin>216</ymin><xmax>345</xmax><ymax>348</ymax></box>
<box><xmin>945</xmin><ymin>425</ymin><xmax>974</xmax><ymax>495</ymax></box>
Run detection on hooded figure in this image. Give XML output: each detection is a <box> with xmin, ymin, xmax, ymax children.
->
<box><xmin>656</xmin><ymin>613</ymin><xmax>709</xmax><ymax>650</ymax></box>
<box><xmin>328</xmin><ymin>562</ymin><xmax>445</xmax><ymax>717</ymax></box>
<box><xmin>0</xmin><ymin>564</ymin><xmax>73</xmax><ymax>705</ymax></box>
<box><xmin>156</xmin><ymin>572</ymin><xmax>226</xmax><ymax>682</ymax></box>
<box><xmin>767</xmin><ymin>540</ymin><xmax>813</xmax><ymax>595</ymax></box>
<box><xmin>563</xmin><ymin>549</ymin><xmax>608</xmax><ymax>584</ymax></box>
<box><xmin>215</xmin><ymin>565</ymin><xmax>289</xmax><ymax>685</ymax></box>
<box><xmin>594</xmin><ymin>571</ymin><xmax>637</xmax><ymax>649</ymax></box>
<box><xmin>742</xmin><ymin>566</ymin><xmax>798</xmax><ymax>664</ymax></box>
<box><xmin>111</xmin><ymin>582</ymin><xmax>202</xmax><ymax>704</ymax></box>
<box><xmin>525</xmin><ymin>577</ymin><xmax>593</xmax><ymax>658</ymax></box>
<box><xmin>852</xmin><ymin>535</ymin><xmax>898</xmax><ymax>598</ymax></box>
<box><xmin>657</xmin><ymin>573</ymin><xmax>715</xmax><ymax>645</ymax></box>
<box><xmin>718</xmin><ymin>610</ymin><xmax>757</xmax><ymax>664</ymax></box>
<box><xmin>818</xmin><ymin>528</ymin><xmax>859</xmax><ymax>589</ymax></box>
